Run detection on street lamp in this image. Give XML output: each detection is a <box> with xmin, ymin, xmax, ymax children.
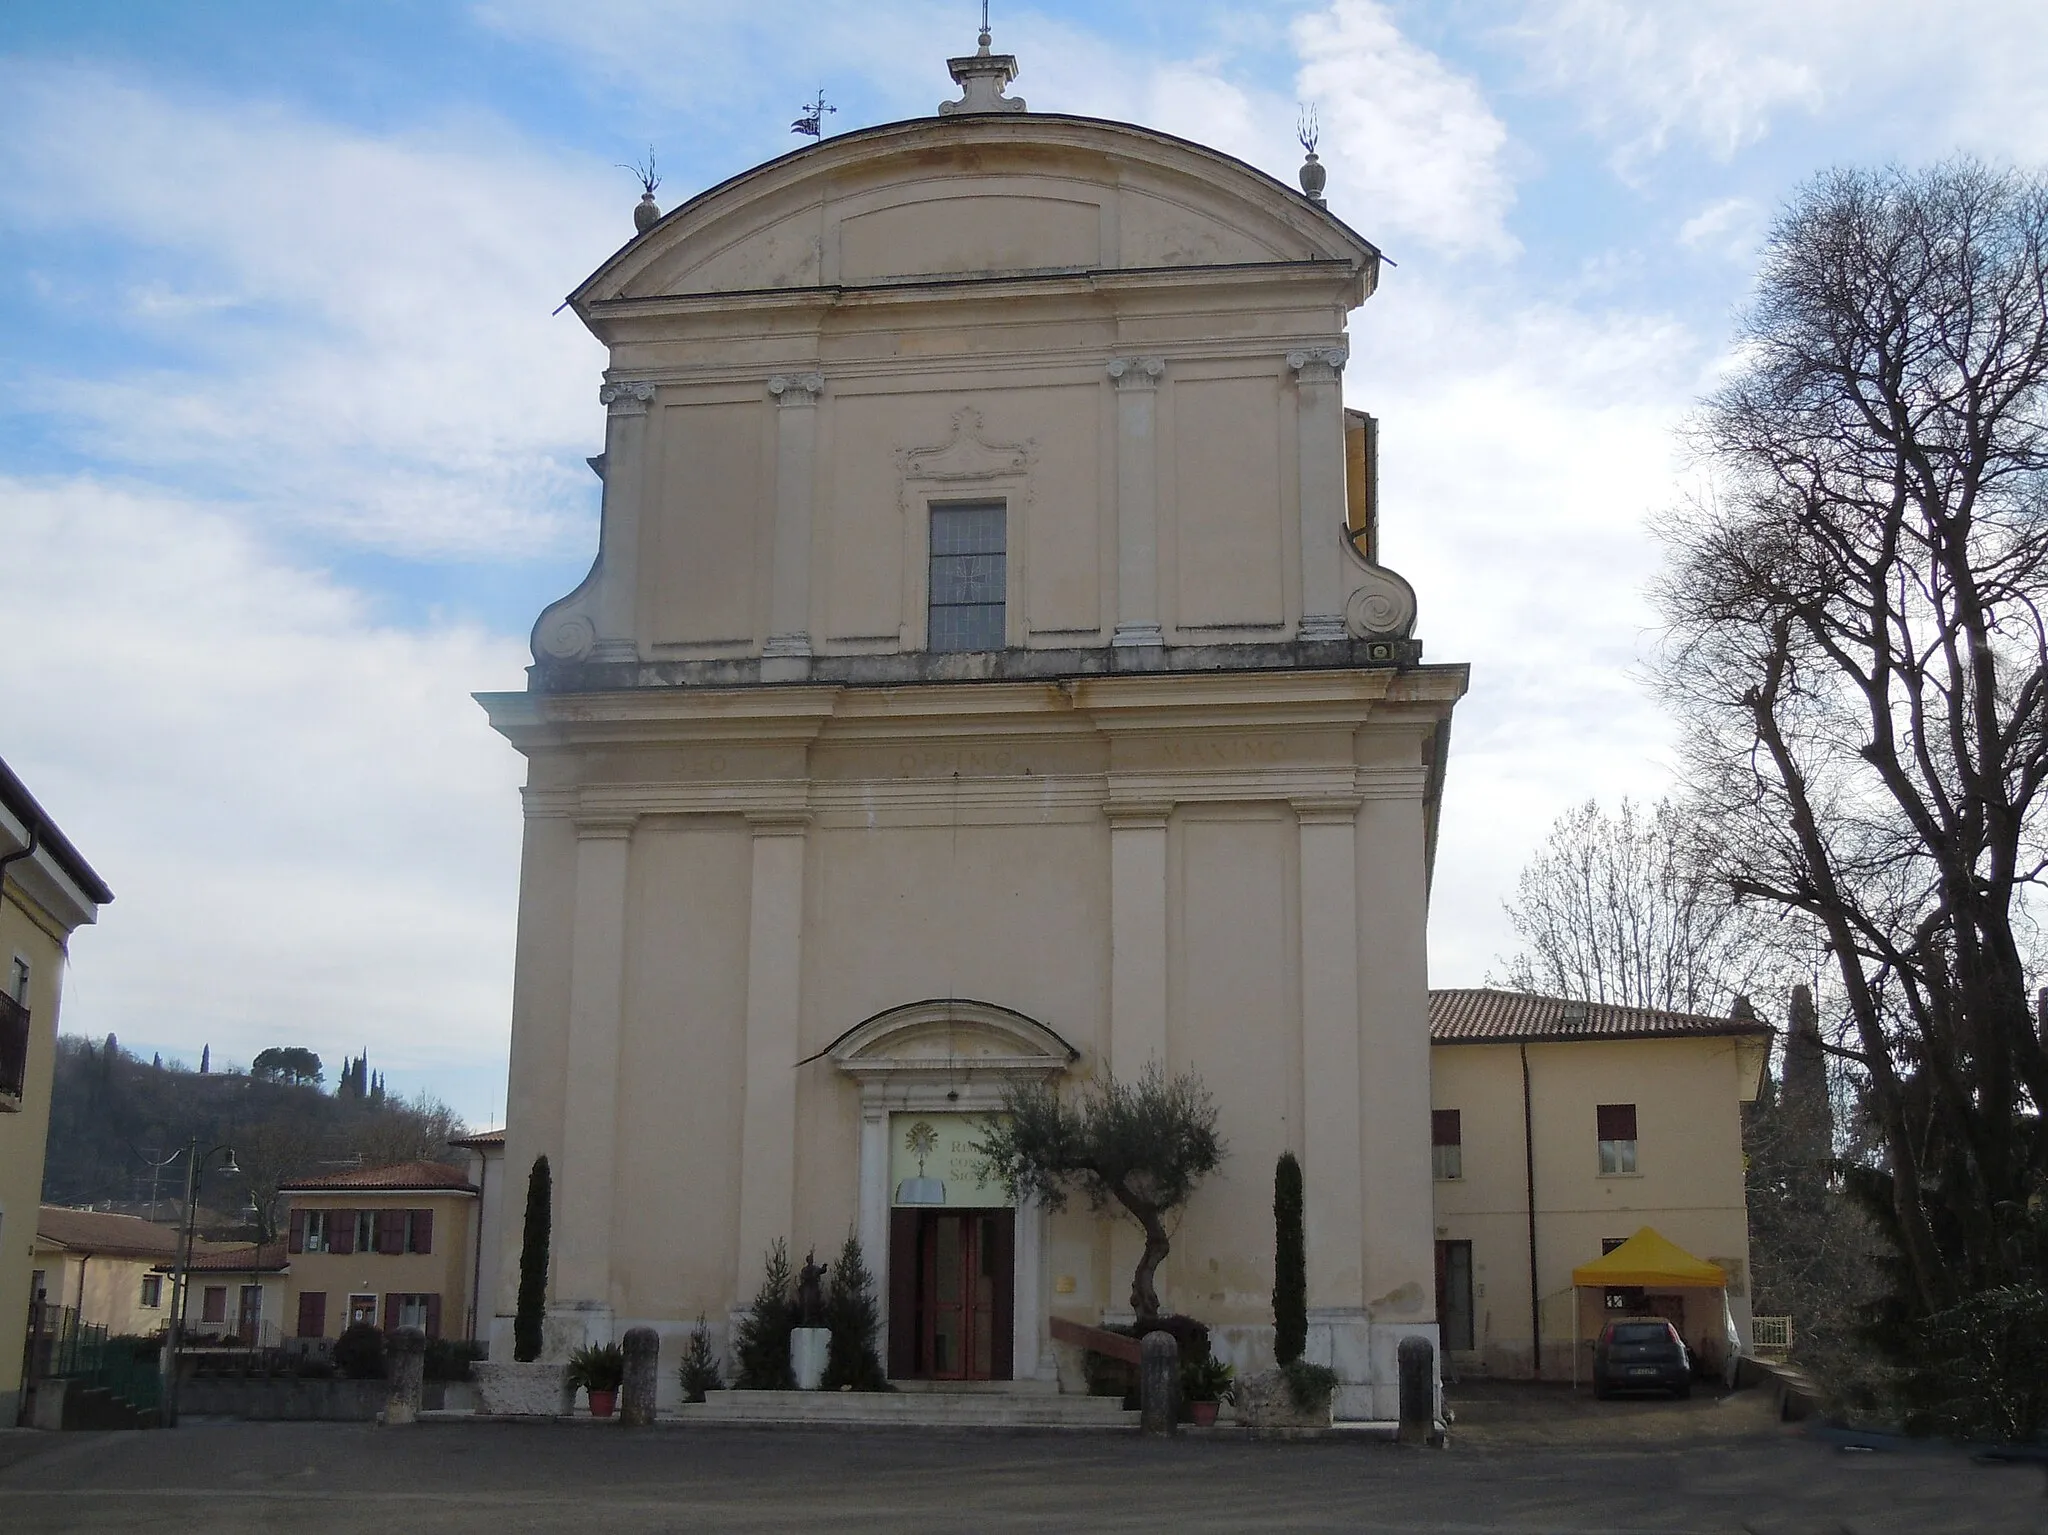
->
<box><xmin>162</xmin><ymin>1139</ymin><xmax>238</xmax><ymax>1427</ymax></box>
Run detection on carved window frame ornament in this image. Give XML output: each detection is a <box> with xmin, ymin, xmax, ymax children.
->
<box><xmin>897</xmin><ymin>408</ymin><xmax>1036</xmax><ymax>652</ymax></box>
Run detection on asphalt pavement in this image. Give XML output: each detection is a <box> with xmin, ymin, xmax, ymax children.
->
<box><xmin>0</xmin><ymin>1384</ymin><xmax>2039</xmax><ymax>1534</ymax></box>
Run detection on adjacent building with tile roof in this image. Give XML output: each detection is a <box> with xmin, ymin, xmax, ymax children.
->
<box><xmin>1426</xmin><ymin>988</ymin><xmax>1771</xmax><ymax>1380</ymax></box>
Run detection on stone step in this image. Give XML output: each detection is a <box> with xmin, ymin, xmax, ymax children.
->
<box><xmin>680</xmin><ymin>1389</ymin><xmax>1137</xmax><ymax>1429</ymax></box>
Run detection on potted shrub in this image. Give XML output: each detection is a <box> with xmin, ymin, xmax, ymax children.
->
<box><xmin>566</xmin><ymin>1343</ymin><xmax>626</xmax><ymax>1418</ymax></box>
<box><xmin>1182</xmin><ymin>1355</ymin><xmax>1235</xmax><ymax>1427</ymax></box>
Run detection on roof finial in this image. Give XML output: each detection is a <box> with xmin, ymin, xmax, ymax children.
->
<box><xmin>619</xmin><ymin>147</ymin><xmax>662</xmax><ymax>233</ymax></box>
<box><xmin>941</xmin><ymin>4</ymin><xmax>1026</xmax><ymax>114</ymax></box>
<box><xmin>1297</xmin><ymin>105</ymin><xmax>1326</xmax><ymax>207</ymax></box>
<box><xmin>791</xmin><ymin>88</ymin><xmax>836</xmax><ymax>138</ymax></box>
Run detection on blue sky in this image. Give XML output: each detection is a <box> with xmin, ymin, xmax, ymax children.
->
<box><xmin>3</xmin><ymin>1</ymin><xmax>2043</xmax><ymax>1128</ymax></box>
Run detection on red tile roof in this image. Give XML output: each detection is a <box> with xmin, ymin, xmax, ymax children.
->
<box><xmin>176</xmin><ymin>1241</ymin><xmax>290</xmax><ymax>1274</ymax></box>
<box><xmin>37</xmin><ymin>1206</ymin><xmax>183</xmax><ymax>1257</ymax></box>
<box><xmin>447</xmin><ymin>1129</ymin><xmax>504</xmax><ymax>1150</ymax></box>
<box><xmin>1429</xmin><ymin>988</ymin><xmax>1774</xmax><ymax>1045</ymax></box>
<box><xmin>277</xmin><ymin>1160</ymin><xmax>478</xmax><ymax>1194</ymax></box>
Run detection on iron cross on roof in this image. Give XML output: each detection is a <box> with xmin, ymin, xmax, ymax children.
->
<box><xmin>791</xmin><ymin>88</ymin><xmax>836</xmax><ymax>137</ymax></box>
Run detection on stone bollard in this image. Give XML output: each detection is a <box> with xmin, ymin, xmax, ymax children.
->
<box><xmin>1397</xmin><ymin>1334</ymin><xmax>1436</xmax><ymax>1446</ymax></box>
<box><xmin>620</xmin><ymin>1327</ymin><xmax>660</xmax><ymax>1426</ymax></box>
<box><xmin>1139</xmin><ymin>1330</ymin><xmax>1180</xmax><ymax>1437</ymax></box>
<box><xmin>383</xmin><ymin>1327</ymin><xmax>427</xmax><ymax>1426</ymax></box>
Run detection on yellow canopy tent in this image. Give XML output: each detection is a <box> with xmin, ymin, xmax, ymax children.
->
<box><xmin>1570</xmin><ymin>1227</ymin><xmax>1727</xmax><ymax>1387</ymax></box>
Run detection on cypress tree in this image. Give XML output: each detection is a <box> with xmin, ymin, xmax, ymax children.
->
<box><xmin>1273</xmin><ymin>1151</ymin><xmax>1306</xmax><ymax>1366</ymax></box>
<box><xmin>513</xmin><ymin>1154</ymin><xmax>552</xmax><ymax>1362</ymax></box>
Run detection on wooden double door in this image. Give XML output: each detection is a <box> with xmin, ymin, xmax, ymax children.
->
<box><xmin>888</xmin><ymin>1208</ymin><xmax>1014</xmax><ymax>1380</ymax></box>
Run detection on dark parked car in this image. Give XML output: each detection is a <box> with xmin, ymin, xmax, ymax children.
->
<box><xmin>1592</xmin><ymin>1318</ymin><xmax>1691</xmax><ymax>1399</ymax></box>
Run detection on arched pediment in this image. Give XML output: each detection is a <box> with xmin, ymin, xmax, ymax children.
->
<box><xmin>824</xmin><ymin>998</ymin><xmax>1079</xmax><ymax>1083</ymax></box>
<box><xmin>571</xmin><ymin>114</ymin><xmax>1380</xmax><ymax>311</ymax></box>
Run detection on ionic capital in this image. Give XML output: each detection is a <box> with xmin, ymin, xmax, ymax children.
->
<box><xmin>1285</xmin><ymin>346</ymin><xmax>1349</xmax><ymax>383</ymax></box>
<box><xmin>1107</xmin><ymin>356</ymin><xmax>1166</xmax><ymax>390</ymax></box>
<box><xmin>599</xmin><ymin>379</ymin><xmax>658</xmax><ymax>415</ymax></box>
<box><xmin>767</xmin><ymin>372</ymin><xmax>826</xmax><ymax>406</ymax></box>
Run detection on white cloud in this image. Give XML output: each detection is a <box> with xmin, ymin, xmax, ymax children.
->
<box><xmin>0</xmin><ymin>475</ymin><xmax>527</xmax><ymax>1111</ymax></box>
<box><xmin>1512</xmin><ymin>0</ymin><xmax>2048</xmax><ymax>169</ymax></box>
<box><xmin>1294</xmin><ymin>0</ymin><xmax>1518</xmax><ymax>258</ymax></box>
<box><xmin>0</xmin><ymin>65</ymin><xmax>616</xmax><ymax>558</ymax></box>
<box><xmin>1677</xmin><ymin>196</ymin><xmax>1765</xmax><ymax>261</ymax></box>
<box><xmin>1348</xmin><ymin>274</ymin><xmax>1706</xmax><ymax>982</ymax></box>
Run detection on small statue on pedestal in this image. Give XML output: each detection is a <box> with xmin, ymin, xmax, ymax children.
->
<box><xmin>797</xmin><ymin>1251</ymin><xmax>830</xmax><ymax>1327</ymax></box>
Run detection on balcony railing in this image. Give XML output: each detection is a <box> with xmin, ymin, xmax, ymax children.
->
<box><xmin>0</xmin><ymin>990</ymin><xmax>29</xmax><ymax>1103</ymax></box>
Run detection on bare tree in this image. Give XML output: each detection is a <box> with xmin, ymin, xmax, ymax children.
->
<box><xmin>1654</xmin><ymin>160</ymin><xmax>2048</xmax><ymax>1433</ymax></box>
<box><xmin>1492</xmin><ymin>796</ymin><xmax>1773</xmax><ymax>1014</ymax></box>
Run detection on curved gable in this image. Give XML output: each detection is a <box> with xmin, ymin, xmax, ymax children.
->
<box><xmin>573</xmin><ymin>114</ymin><xmax>1379</xmax><ymax>310</ymax></box>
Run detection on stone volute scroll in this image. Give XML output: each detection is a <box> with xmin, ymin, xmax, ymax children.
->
<box><xmin>767</xmin><ymin>372</ymin><xmax>825</xmax><ymax>406</ymax></box>
<box><xmin>531</xmin><ymin>379</ymin><xmax>661</xmax><ymax>664</ymax></box>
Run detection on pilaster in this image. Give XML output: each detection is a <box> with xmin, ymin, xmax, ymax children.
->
<box><xmin>1107</xmin><ymin>803</ymin><xmax>1170</xmax><ymax>1075</ymax></box>
<box><xmin>1294</xmin><ymin>796</ymin><xmax>1365</xmax><ymax>1316</ymax></box>
<box><xmin>1287</xmin><ymin>347</ymin><xmax>1349</xmax><ymax>642</ymax></box>
<box><xmin>590</xmin><ymin>381</ymin><xmax>657</xmax><ymax>661</ymax></box>
<box><xmin>554</xmin><ymin>814</ymin><xmax>636</xmax><ymax>1325</ymax></box>
<box><xmin>736</xmin><ymin>810</ymin><xmax>811</xmax><ymax>1292</ymax></box>
<box><xmin>1107</xmin><ymin>357</ymin><xmax>1165</xmax><ymax>649</ymax></box>
<box><xmin>764</xmin><ymin>372</ymin><xmax>824</xmax><ymax>680</ymax></box>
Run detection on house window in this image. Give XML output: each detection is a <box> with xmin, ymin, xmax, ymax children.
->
<box><xmin>7</xmin><ymin>955</ymin><xmax>27</xmax><ymax>1003</ymax></box>
<box><xmin>303</xmin><ymin>1210</ymin><xmax>328</xmax><ymax>1252</ymax></box>
<box><xmin>927</xmin><ymin>501</ymin><xmax>1005</xmax><ymax>652</ymax></box>
<box><xmin>356</xmin><ymin>1211</ymin><xmax>375</xmax><ymax>1253</ymax></box>
<box><xmin>395</xmin><ymin>1293</ymin><xmax>431</xmax><ymax>1331</ymax></box>
<box><xmin>30</xmin><ymin>1268</ymin><xmax>47</xmax><ymax>1303</ymax></box>
<box><xmin>1601</xmin><ymin>1236</ymin><xmax>1628</xmax><ymax>1255</ymax></box>
<box><xmin>202</xmin><ymin>1286</ymin><xmax>228</xmax><ymax>1324</ymax></box>
<box><xmin>1597</xmin><ymin>1103</ymin><xmax>1638</xmax><ymax>1175</ymax></box>
<box><xmin>140</xmin><ymin>1273</ymin><xmax>163</xmax><ymax>1308</ymax></box>
<box><xmin>1431</xmin><ymin>1109</ymin><xmax>1463</xmax><ymax>1180</ymax></box>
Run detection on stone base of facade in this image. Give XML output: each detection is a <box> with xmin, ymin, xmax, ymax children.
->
<box><xmin>473</xmin><ymin>1361</ymin><xmax>571</xmax><ymax>1417</ymax></box>
<box><xmin>1210</xmin><ymin>1314</ymin><xmax>1439</xmax><ymax>1421</ymax></box>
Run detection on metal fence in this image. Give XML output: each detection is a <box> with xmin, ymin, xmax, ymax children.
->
<box><xmin>1750</xmin><ymin>1315</ymin><xmax>1793</xmax><ymax>1355</ymax></box>
<box><xmin>19</xmin><ymin>1301</ymin><xmax>164</xmax><ymax>1419</ymax></box>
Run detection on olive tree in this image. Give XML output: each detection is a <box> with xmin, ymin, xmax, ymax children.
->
<box><xmin>974</xmin><ymin>1065</ymin><xmax>1224</xmax><ymax>1324</ymax></box>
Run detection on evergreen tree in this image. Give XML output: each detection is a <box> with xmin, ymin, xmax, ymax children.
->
<box><xmin>199</xmin><ymin>1044</ymin><xmax>209</xmax><ymax>1074</ymax></box>
<box><xmin>513</xmin><ymin>1155</ymin><xmax>551</xmax><ymax>1362</ymax></box>
<box><xmin>678</xmin><ymin>1314</ymin><xmax>724</xmax><ymax>1402</ymax></box>
<box><xmin>1273</xmin><ymin>1152</ymin><xmax>1306</xmax><ymax>1366</ymax></box>
<box><xmin>821</xmin><ymin>1233</ymin><xmax>888</xmax><ymax>1391</ymax></box>
<box><xmin>733</xmin><ymin>1240</ymin><xmax>796</xmax><ymax>1389</ymax></box>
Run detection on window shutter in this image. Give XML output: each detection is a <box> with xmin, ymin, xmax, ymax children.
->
<box><xmin>203</xmin><ymin>1286</ymin><xmax>227</xmax><ymax>1324</ymax></box>
<box><xmin>377</xmin><ymin>1209</ymin><xmax>406</xmax><ymax>1254</ymax></box>
<box><xmin>288</xmin><ymin>1209</ymin><xmax>306</xmax><ymax>1254</ymax></box>
<box><xmin>1596</xmin><ymin>1103</ymin><xmax>1637</xmax><ymax>1142</ymax></box>
<box><xmin>297</xmin><ymin>1290</ymin><xmax>327</xmax><ymax>1338</ymax></box>
<box><xmin>425</xmin><ymin>1293</ymin><xmax>442</xmax><ymax>1341</ymax></box>
<box><xmin>412</xmin><ymin>1208</ymin><xmax>433</xmax><ymax>1255</ymax></box>
<box><xmin>384</xmin><ymin>1293</ymin><xmax>400</xmax><ymax>1332</ymax></box>
<box><xmin>1431</xmin><ymin>1109</ymin><xmax>1462</xmax><ymax>1147</ymax></box>
<box><xmin>330</xmin><ymin>1210</ymin><xmax>355</xmax><ymax>1256</ymax></box>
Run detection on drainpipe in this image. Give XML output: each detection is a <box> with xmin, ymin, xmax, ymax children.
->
<box><xmin>1521</xmin><ymin>1043</ymin><xmax>1541</xmax><ymax>1381</ymax></box>
<box><xmin>0</xmin><ymin>823</ymin><xmax>40</xmax><ymax>913</ymax></box>
<box><xmin>468</xmin><ymin>1151</ymin><xmax>488</xmax><ymax>1344</ymax></box>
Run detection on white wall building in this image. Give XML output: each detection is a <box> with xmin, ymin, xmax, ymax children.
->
<box><xmin>480</xmin><ymin>30</ymin><xmax>1467</xmax><ymax>1417</ymax></box>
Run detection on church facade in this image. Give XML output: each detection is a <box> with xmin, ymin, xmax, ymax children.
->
<box><xmin>479</xmin><ymin>36</ymin><xmax>1466</xmax><ymax>1417</ymax></box>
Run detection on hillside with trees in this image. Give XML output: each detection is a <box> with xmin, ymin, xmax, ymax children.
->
<box><xmin>42</xmin><ymin>1034</ymin><xmax>466</xmax><ymax>1240</ymax></box>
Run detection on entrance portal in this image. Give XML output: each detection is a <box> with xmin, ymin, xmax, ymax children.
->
<box><xmin>888</xmin><ymin>1208</ymin><xmax>1014</xmax><ymax>1380</ymax></box>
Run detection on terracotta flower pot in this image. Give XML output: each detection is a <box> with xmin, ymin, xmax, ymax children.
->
<box><xmin>588</xmin><ymin>1388</ymin><xmax>617</xmax><ymax>1418</ymax></box>
<box><xmin>1189</xmin><ymin>1400</ymin><xmax>1220</xmax><ymax>1427</ymax></box>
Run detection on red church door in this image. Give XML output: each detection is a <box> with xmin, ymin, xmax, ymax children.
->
<box><xmin>889</xmin><ymin>1208</ymin><xmax>1013</xmax><ymax>1380</ymax></box>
